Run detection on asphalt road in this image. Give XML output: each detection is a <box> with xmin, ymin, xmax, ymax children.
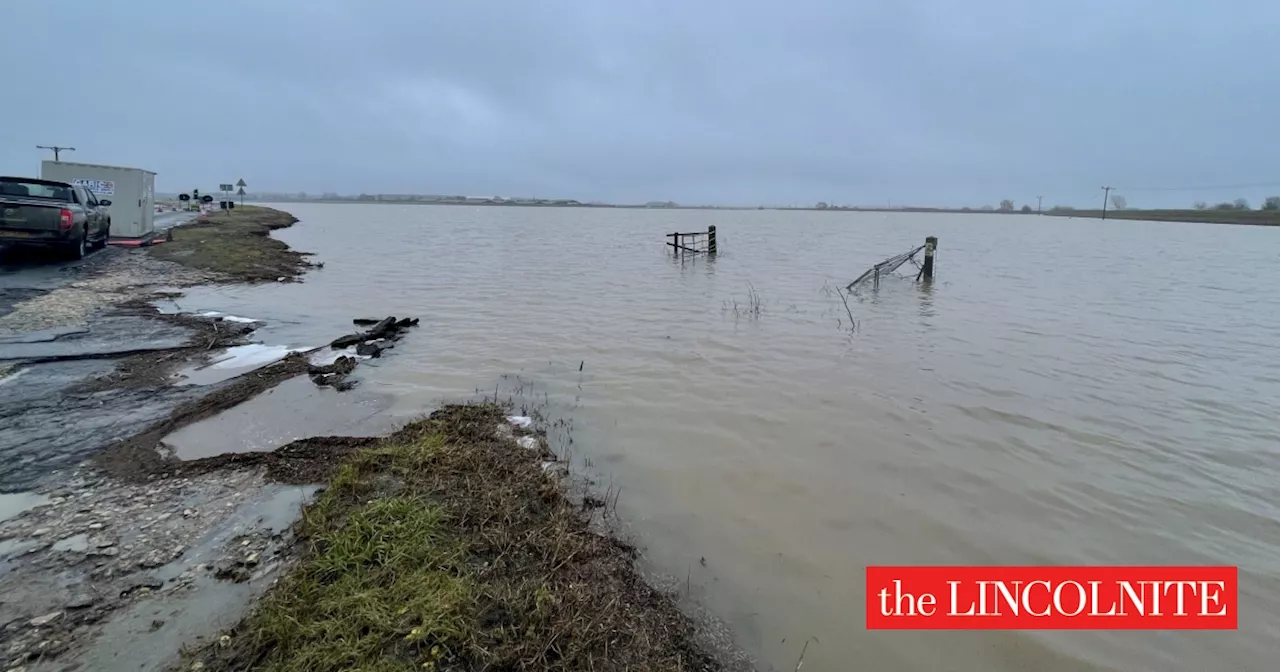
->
<box><xmin>0</xmin><ymin>210</ymin><xmax>198</xmax><ymax>301</ymax></box>
<box><xmin>153</xmin><ymin>209</ymin><xmax>199</xmax><ymax>232</ymax></box>
<box><xmin>0</xmin><ymin>209</ymin><xmax>204</xmax><ymax>489</ymax></box>
<box><xmin>0</xmin><ymin>245</ymin><xmax>121</xmax><ymax>306</ymax></box>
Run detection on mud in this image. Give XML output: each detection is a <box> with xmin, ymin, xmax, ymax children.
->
<box><xmin>0</xmin><ymin>463</ymin><xmax>317</xmax><ymax>672</ymax></box>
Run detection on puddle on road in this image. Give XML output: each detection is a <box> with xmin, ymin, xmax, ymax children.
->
<box><xmin>0</xmin><ymin>537</ymin><xmax>39</xmax><ymax>562</ymax></box>
<box><xmin>0</xmin><ymin>491</ymin><xmax>50</xmax><ymax>523</ymax></box>
<box><xmin>51</xmin><ymin>533</ymin><xmax>89</xmax><ymax>553</ymax></box>
<box><xmin>162</xmin><ymin>376</ymin><xmax>402</xmax><ymax>460</ymax></box>
<box><xmin>34</xmin><ymin>484</ymin><xmax>318</xmax><ymax>672</ymax></box>
<box><xmin>1</xmin><ymin>492</ymin><xmax>53</xmax><ymax>570</ymax></box>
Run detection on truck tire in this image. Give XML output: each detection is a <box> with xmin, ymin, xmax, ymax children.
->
<box><xmin>67</xmin><ymin>230</ymin><xmax>86</xmax><ymax>260</ymax></box>
<box><xmin>92</xmin><ymin>222</ymin><xmax>110</xmax><ymax>249</ymax></box>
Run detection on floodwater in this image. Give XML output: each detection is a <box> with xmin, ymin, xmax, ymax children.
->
<box><xmin>177</xmin><ymin>204</ymin><xmax>1280</xmax><ymax>672</ymax></box>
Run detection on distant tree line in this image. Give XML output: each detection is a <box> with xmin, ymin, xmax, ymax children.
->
<box><xmin>807</xmin><ymin>195</ymin><xmax>1280</xmax><ymax>214</ymax></box>
<box><xmin>1041</xmin><ymin>196</ymin><xmax>1280</xmax><ymax>213</ymax></box>
<box><xmin>1195</xmin><ymin>196</ymin><xmax>1280</xmax><ymax>211</ymax></box>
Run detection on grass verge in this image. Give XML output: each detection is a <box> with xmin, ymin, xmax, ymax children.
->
<box><xmin>148</xmin><ymin>206</ymin><xmax>311</xmax><ymax>282</ymax></box>
<box><xmin>195</xmin><ymin>403</ymin><xmax>719</xmax><ymax>672</ymax></box>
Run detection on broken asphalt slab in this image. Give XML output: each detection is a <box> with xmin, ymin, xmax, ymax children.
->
<box><xmin>0</xmin><ymin>358</ymin><xmax>209</xmax><ymax>491</ymax></box>
<box><xmin>0</xmin><ymin>314</ymin><xmax>192</xmax><ymax>362</ymax></box>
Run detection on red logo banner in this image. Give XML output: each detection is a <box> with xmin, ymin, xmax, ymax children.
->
<box><xmin>866</xmin><ymin>566</ymin><xmax>1237</xmax><ymax>630</ymax></box>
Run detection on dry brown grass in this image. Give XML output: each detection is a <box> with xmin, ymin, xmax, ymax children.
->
<box><xmin>194</xmin><ymin>403</ymin><xmax>719</xmax><ymax>672</ymax></box>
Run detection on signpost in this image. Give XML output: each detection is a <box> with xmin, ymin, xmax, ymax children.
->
<box><xmin>219</xmin><ymin>184</ymin><xmax>233</xmax><ymax>213</ymax></box>
<box><xmin>236</xmin><ymin>178</ymin><xmax>247</xmax><ymax>206</ymax></box>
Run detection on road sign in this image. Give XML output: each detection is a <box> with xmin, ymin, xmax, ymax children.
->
<box><xmin>237</xmin><ymin>187</ymin><xmax>246</xmax><ymax>196</ymax></box>
<box><xmin>219</xmin><ymin>183</ymin><xmax>233</xmax><ymax>192</ymax></box>
<box><xmin>236</xmin><ymin>178</ymin><xmax>247</xmax><ymax>188</ymax></box>
<box><xmin>178</xmin><ymin>193</ymin><xmax>190</xmax><ymax>201</ymax></box>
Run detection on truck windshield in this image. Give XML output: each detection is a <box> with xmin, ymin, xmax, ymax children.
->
<box><xmin>0</xmin><ymin>179</ymin><xmax>73</xmax><ymax>200</ymax></box>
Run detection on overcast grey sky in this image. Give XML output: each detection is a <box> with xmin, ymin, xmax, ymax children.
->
<box><xmin>4</xmin><ymin>0</ymin><xmax>1277</xmax><ymax>207</ymax></box>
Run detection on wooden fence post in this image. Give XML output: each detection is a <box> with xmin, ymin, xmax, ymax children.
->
<box><xmin>707</xmin><ymin>225</ymin><xmax>717</xmax><ymax>255</ymax></box>
<box><xmin>922</xmin><ymin>236</ymin><xmax>937</xmax><ymax>280</ymax></box>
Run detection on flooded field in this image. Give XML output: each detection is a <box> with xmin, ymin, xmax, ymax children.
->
<box><xmin>171</xmin><ymin>203</ymin><xmax>1280</xmax><ymax>672</ymax></box>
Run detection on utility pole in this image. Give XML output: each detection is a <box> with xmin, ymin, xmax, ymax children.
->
<box><xmin>1037</xmin><ymin>196</ymin><xmax>1043</xmax><ymax>214</ymax></box>
<box><xmin>1101</xmin><ymin>186</ymin><xmax>1113</xmax><ymax>220</ymax></box>
<box><xmin>36</xmin><ymin>145</ymin><xmax>75</xmax><ymax>162</ymax></box>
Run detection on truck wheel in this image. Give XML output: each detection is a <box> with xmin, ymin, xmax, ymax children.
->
<box><xmin>93</xmin><ymin>222</ymin><xmax>110</xmax><ymax>249</ymax></box>
<box><xmin>67</xmin><ymin>231</ymin><xmax>86</xmax><ymax>260</ymax></box>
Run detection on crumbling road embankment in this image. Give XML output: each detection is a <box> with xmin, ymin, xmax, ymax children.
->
<box><xmin>146</xmin><ymin>206</ymin><xmax>315</xmax><ymax>283</ymax></box>
<box><xmin>0</xmin><ymin>206</ymin><xmax>315</xmax><ymax>490</ymax></box>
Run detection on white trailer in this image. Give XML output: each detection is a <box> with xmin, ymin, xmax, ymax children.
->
<box><xmin>40</xmin><ymin>160</ymin><xmax>156</xmax><ymax>239</ymax></box>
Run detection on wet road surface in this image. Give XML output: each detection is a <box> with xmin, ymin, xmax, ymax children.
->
<box><xmin>0</xmin><ymin>246</ymin><xmax>123</xmax><ymax>312</ymax></box>
<box><xmin>0</xmin><ymin>357</ymin><xmax>209</xmax><ymax>490</ymax></box>
<box><xmin>0</xmin><ymin>209</ymin><xmax>192</xmax><ymax>310</ymax></box>
<box><xmin>0</xmin><ymin>226</ymin><xmax>201</xmax><ymax>490</ymax></box>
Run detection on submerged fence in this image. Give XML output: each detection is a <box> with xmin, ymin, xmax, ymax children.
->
<box><xmin>846</xmin><ymin>236</ymin><xmax>937</xmax><ymax>290</ymax></box>
<box><xmin>666</xmin><ymin>225</ymin><xmax>717</xmax><ymax>256</ymax></box>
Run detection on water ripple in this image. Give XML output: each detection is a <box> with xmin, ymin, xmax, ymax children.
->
<box><xmin>183</xmin><ymin>205</ymin><xmax>1280</xmax><ymax>672</ymax></box>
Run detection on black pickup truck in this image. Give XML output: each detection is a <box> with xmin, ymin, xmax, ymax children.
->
<box><xmin>0</xmin><ymin>176</ymin><xmax>111</xmax><ymax>259</ymax></box>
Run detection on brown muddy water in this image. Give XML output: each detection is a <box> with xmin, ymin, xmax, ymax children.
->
<box><xmin>169</xmin><ymin>204</ymin><xmax>1279</xmax><ymax>672</ymax></box>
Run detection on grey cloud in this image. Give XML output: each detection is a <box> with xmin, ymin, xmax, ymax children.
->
<box><xmin>4</xmin><ymin>0</ymin><xmax>1278</xmax><ymax>207</ymax></box>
